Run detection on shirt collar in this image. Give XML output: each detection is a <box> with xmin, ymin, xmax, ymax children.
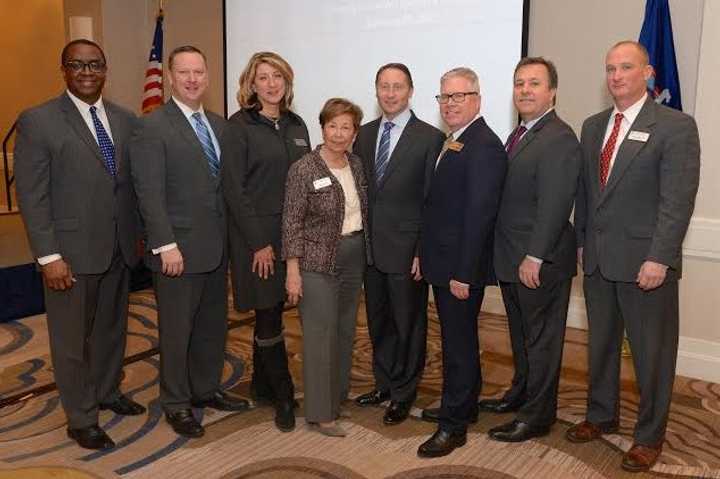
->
<box><xmin>66</xmin><ymin>90</ymin><xmax>104</xmax><ymax>114</ymax></box>
<box><xmin>450</xmin><ymin>113</ymin><xmax>481</xmax><ymax>140</ymax></box>
<box><xmin>172</xmin><ymin>96</ymin><xmax>205</xmax><ymax>120</ymax></box>
<box><xmin>381</xmin><ymin>107</ymin><xmax>411</xmax><ymax>129</ymax></box>
<box><xmin>521</xmin><ymin>107</ymin><xmax>554</xmax><ymax>131</ymax></box>
<box><xmin>612</xmin><ymin>93</ymin><xmax>647</xmax><ymax>125</ymax></box>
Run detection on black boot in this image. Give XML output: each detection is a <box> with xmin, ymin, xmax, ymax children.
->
<box><xmin>250</xmin><ymin>339</ymin><xmax>275</xmax><ymax>404</ymax></box>
<box><xmin>259</xmin><ymin>340</ymin><xmax>296</xmax><ymax>432</ymax></box>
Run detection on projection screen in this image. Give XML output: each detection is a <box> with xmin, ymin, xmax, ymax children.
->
<box><xmin>224</xmin><ymin>0</ymin><xmax>526</xmax><ymax>146</ymax></box>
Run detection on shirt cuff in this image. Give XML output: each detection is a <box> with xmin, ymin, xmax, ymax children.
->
<box><xmin>152</xmin><ymin>243</ymin><xmax>178</xmax><ymax>255</ymax></box>
<box><xmin>526</xmin><ymin>255</ymin><xmax>544</xmax><ymax>264</ymax></box>
<box><xmin>37</xmin><ymin>254</ymin><xmax>62</xmax><ymax>265</ymax></box>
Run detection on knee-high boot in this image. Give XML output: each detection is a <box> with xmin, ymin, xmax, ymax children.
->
<box><xmin>257</xmin><ymin>336</ymin><xmax>295</xmax><ymax>432</ymax></box>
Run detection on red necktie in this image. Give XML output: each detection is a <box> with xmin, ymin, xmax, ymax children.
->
<box><xmin>599</xmin><ymin>113</ymin><xmax>623</xmax><ymax>188</ymax></box>
<box><xmin>505</xmin><ymin>125</ymin><xmax>527</xmax><ymax>154</ymax></box>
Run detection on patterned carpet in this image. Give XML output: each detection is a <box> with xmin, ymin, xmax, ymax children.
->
<box><xmin>1</xmin><ymin>289</ymin><xmax>720</xmax><ymax>478</ymax></box>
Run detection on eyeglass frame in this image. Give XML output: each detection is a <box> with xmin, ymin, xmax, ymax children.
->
<box><xmin>435</xmin><ymin>91</ymin><xmax>479</xmax><ymax>104</ymax></box>
<box><xmin>63</xmin><ymin>60</ymin><xmax>107</xmax><ymax>74</ymax></box>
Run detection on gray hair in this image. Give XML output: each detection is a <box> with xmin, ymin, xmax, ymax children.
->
<box><xmin>441</xmin><ymin>67</ymin><xmax>480</xmax><ymax>92</ymax></box>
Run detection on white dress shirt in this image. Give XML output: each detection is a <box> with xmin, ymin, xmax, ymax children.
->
<box><xmin>435</xmin><ymin>113</ymin><xmax>482</xmax><ymax>169</ymax></box>
<box><xmin>375</xmin><ymin>107</ymin><xmax>411</xmax><ymax>161</ymax></box>
<box><xmin>37</xmin><ymin>91</ymin><xmax>115</xmax><ymax>266</ymax></box>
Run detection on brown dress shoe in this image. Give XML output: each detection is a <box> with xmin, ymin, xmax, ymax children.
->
<box><xmin>565</xmin><ymin>420</ymin><xmax>618</xmax><ymax>443</ymax></box>
<box><xmin>622</xmin><ymin>443</ymin><xmax>662</xmax><ymax>473</ymax></box>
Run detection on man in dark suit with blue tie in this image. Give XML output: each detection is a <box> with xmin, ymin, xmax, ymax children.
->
<box><xmin>353</xmin><ymin>63</ymin><xmax>444</xmax><ymax>424</ymax></box>
<box><xmin>417</xmin><ymin>67</ymin><xmax>507</xmax><ymax>458</ymax></box>
<box><xmin>131</xmin><ymin>45</ymin><xmax>248</xmax><ymax>439</ymax></box>
<box><xmin>14</xmin><ymin>40</ymin><xmax>145</xmax><ymax>450</ymax></box>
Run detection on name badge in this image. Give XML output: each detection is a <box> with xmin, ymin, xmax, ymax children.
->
<box><xmin>313</xmin><ymin>177</ymin><xmax>332</xmax><ymax>190</ymax></box>
<box><xmin>448</xmin><ymin>141</ymin><xmax>464</xmax><ymax>152</ymax></box>
<box><xmin>294</xmin><ymin>138</ymin><xmax>308</xmax><ymax>147</ymax></box>
<box><xmin>627</xmin><ymin>131</ymin><xmax>650</xmax><ymax>142</ymax></box>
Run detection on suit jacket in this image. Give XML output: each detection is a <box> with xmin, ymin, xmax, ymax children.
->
<box><xmin>14</xmin><ymin>93</ymin><xmax>139</xmax><ymax>274</ymax></box>
<box><xmin>421</xmin><ymin>117</ymin><xmax>507</xmax><ymax>288</ymax></box>
<box><xmin>130</xmin><ymin>99</ymin><xmax>227</xmax><ymax>274</ymax></box>
<box><xmin>575</xmin><ymin>98</ymin><xmax>700</xmax><ymax>282</ymax></box>
<box><xmin>494</xmin><ymin>111</ymin><xmax>581</xmax><ymax>283</ymax></box>
<box><xmin>354</xmin><ymin>112</ymin><xmax>444</xmax><ymax>273</ymax></box>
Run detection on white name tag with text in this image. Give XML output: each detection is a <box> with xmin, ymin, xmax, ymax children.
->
<box><xmin>294</xmin><ymin>138</ymin><xmax>308</xmax><ymax>146</ymax></box>
<box><xmin>628</xmin><ymin>131</ymin><xmax>650</xmax><ymax>142</ymax></box>
<box><xmin>313</xmin><ymin>177</ymin><xmax>332</xmax><ymax>190</ymax></box>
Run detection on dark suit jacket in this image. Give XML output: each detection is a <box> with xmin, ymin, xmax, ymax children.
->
<box><xmin>14</xmin><ymin>93</ymin><xmax>139</xmax><ymax>274</ymax></box>
<box><xmin>130</xmin><ymin>99</ymin><xmax>227</xmax><ymax>274</ymax></box>
<box><xmin>575</xmin><ymin>98</ymin><xmax>700</xmax><ymax>282</ymax></box>
<box><xmin>421</xmin><ymin>117</ymin><xmax>507</xmax><ymax>288</ymax></box>
<box><xmin>354</xmin><ymin>112</ymin><xmax>444</xmax><ymax>273</ymax></box>
<box><xmin>494</xmin><ymin>111</ymin><xmax>581</xmax><ymax>283</ymax></box>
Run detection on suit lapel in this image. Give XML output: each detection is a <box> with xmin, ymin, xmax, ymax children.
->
<box><xmin>60</xmin><ymin>94</ymin><xmax>107</xmax><ymax>170</ymax></box>
<box><xmin>105</xmin><ymin>101</ymin><xmax>126</xmax><ymax>174</ymax></box>
<box><xmin>588</xmin><ymin>109</ymin><xmax>611</xmax><ymax>202</ymax></box>
<box><xmin>166</xmin><ymin>99</ymin><xmax>213</xmax><ymax>175</ymax></box>
<box><xmin>362</xmin><ymin>118</ymin><xmax>381</xmax><ymax>187</ymax></box>
<box><xmin>509</xmin><ymin>110</ymin><xmax>555</xmax><ymax>161</ymax></box>
<box><xmin>601</xmin><ymin>99</ymin><xmax>656</xmax><ymax>200</ymax></box>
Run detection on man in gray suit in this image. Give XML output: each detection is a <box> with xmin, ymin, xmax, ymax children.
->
<box><xmin>486</xmin><ymin>57</ymin><xmax>580</xmax><ymax>442</ymax></box>
<box><xmin>567</xmin><ymin>41</ymin><xmax>700</xmax><ymax>473</ymax></box>
<box><xmin>14</xmin><ymin>39</ymin><xmax>145</xmax><ymax>450</ymax></box>
<box><xmin>131</xmin><ymin>45</ymin><xmax>248</xmax><ymax>439</ymax></box>
<box><xmin>353</xmin><ymin>63</ymin><xmax>444</xmax><ymax>424</ymax></box>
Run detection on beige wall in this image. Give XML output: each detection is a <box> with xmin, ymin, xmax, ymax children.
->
<box><xmin>0</xmin><ymin>0</ymin><xmax>66</xmax><ymax>150</ymax></box>
<box><xmin>64</xmin><ymin>0</ymin><xmax>103</xmax><ymax>44</ymax></box>
<box><xmin>101</xmin><ymin>0</ymin><xmax>224</xmax><ymax>115</ymax></box>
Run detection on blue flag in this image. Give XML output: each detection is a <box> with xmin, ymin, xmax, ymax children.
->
<box><xmin>639</xmin><ymin>0</ymin><xmax>682</xmax><ymax>110</ymax></box>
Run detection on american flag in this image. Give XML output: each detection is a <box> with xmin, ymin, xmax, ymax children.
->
<box><xmin>141</xmin><ymin>11</ymin><xmax>164</xmax><ymax>114</ymax></box>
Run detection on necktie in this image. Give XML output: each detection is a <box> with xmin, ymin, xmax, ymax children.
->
<box><xmin>375</xmin><ymin>121</ymin><xmax>395</xmax><ymax>183</ymax></box>
<box><xmin>435</xmin><ymin>134</ymin><xmax>454</xmax><ymax>170</ymax></box>
<box><xmin>191</xmin><ymin>112</ymin><xmax>220</xmax><ymax>177</ymax></box>
<box><xmin>89</xmin><ymin>106</ymin><xmax>116</xmax><ymax>177</ymax></box>
<box><xmin>599</xmin><ymin>113</ymin><xmax>624</xmax><ymax>188</ymax></box>
<box><xmin>505</xmin><ymin>125</ymin><xmax>527</xmax><ymax>154</ymax></box>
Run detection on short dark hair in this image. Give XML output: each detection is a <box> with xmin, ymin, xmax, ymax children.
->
<box><xmin>61</xmin><ymin>39</ymin><xmax>106</xmax><ymax>65</ymax></box>
<box><xmin>168</xmin><ymin>45</ymin><xmax>207</xmax><ymax>70</ymax></box>
<box><xmin>375</xmin><ymin>63</ymin><xmax>414</xmax><ymax>89</ymax></box>
<box><xmin>319</xmin><ymin>98</ymin><xmax>363</xmax><ymax>132</ymax></box>
<box><xmin>514</xmin><ymin>56</ymin><xmax>558</xmax><ymax>90</ymax></box>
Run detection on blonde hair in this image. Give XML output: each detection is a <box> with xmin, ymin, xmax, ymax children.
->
<box><xmin>237</xmin><ymin>52</ymin><xmax>294</xmax><ymax>111</ymax></box>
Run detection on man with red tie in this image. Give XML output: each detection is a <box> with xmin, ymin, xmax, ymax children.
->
<box><xmin>568</xmin><ymin>41</ymin><xmax>700</xmax><ymax>473</ymax></box>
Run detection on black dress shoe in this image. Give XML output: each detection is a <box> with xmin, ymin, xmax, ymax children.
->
<box><xmin>488</xmin><ymin>419</ymin><xmax>550</xmax><ymax>442</ymax></box>
<box><xmin>100</xmin><ymin>394</ymin><xmax>146</xmax><ymax>416</ymax></box>
<box><xmin>355</xmin><ymin>389</ymin><xmax>390</xmax><ymax>407</ymax></box>
<box><xmin>274</xmin><ymin>400</ymin><xmax>295</xmax><ymax>432</ymax></box>
<box><xmin>67</xmin><ymin>425</ymin><xmax>115</xmax><ymax>450</ymax></box>
<box><xmin>477</xmin><ymin>397</ymin><xmax>523</xmax><ymax>413</ymax></box>
<box><xmin>421</xmin><ymin>407</ymin><xmax>478</xmax><ymax>424</ymax></box>
<box><xmin>383</xmin><ymin>400</ymin><xmax>412</xmax><ymax>425</ymax></box>
<box><xmin>192</xmin><ymin>391</ymin><xmax>250</xmax><ymax>411</ymax></box>
<box><xmin>166</xmin><ymin>409</ymin><xmax>204</xmax><ymax>438</ymax></box>
<box><xmin>417</xmin><ymin>428</ymin><xmax>467</xmax><ymax>458</ymax></box>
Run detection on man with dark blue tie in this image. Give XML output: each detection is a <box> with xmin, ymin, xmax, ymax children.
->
<box><xmin>14</xmin><ymin>40</ymin><xmax>145</xmax><ymax>450</ymax></box>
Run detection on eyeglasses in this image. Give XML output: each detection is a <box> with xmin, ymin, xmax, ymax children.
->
<box><xmin>64</xmin><ymin>60</ymin><xmax>107</xmax><ymax>73</ymax></box>
<box><xmin>435</xmin><ymin>91</ymin><xmax>479</xmax><ymax>104</ymax></box>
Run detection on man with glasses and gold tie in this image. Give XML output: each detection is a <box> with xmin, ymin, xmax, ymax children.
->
<box><xmin>15</xmin><ymin>40</ymin><xmax>145</xmax><ymax>450</ymax></box>
<box><xmin>417</xmin><ymin>67</ymin><xmax>507</xmax><ymax>457</ymax></box>
<box><xmin>130</xmin><ymin>45</ymin><xmax>249</xmax><ymax>440</ymax></box>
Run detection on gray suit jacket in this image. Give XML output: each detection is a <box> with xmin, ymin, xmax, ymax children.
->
<box><xmin>575</xmin><ymin>98</ymin><xmax>700</xmax><ymax>281</ymax></box>
<box><xmin>14</xmin><ymin>93</ymin><xmax>139</xmax><ymax>274</ymax></box>
<box><xmin>494</xmin><ymin>111</ymin><xmax>581</xmax><ymax>283</ymax></box>
<box><xmin>354</xmin><ymin>112</ymin><xmax>444</xmax><ymax>273</ymax></box>
<box><xmin>130</xmin><ymin>99</ymin><xmax>227</xmax><ymax>274</ymax></box>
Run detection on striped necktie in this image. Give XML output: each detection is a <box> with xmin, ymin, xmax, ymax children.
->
<box><xmin>89</xmin><ymin>106</ymin><xmax>117</xmax><ymax>177</ymax></box>
<box><xmin>191</xmin><ymin>112</ymin><xmax>220</xmax><ymax>177</ymax></box>
<box><xmin>375</xmin><ymin>121</ymin><xmax>395</xmax><ymax>184</ymax></box>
